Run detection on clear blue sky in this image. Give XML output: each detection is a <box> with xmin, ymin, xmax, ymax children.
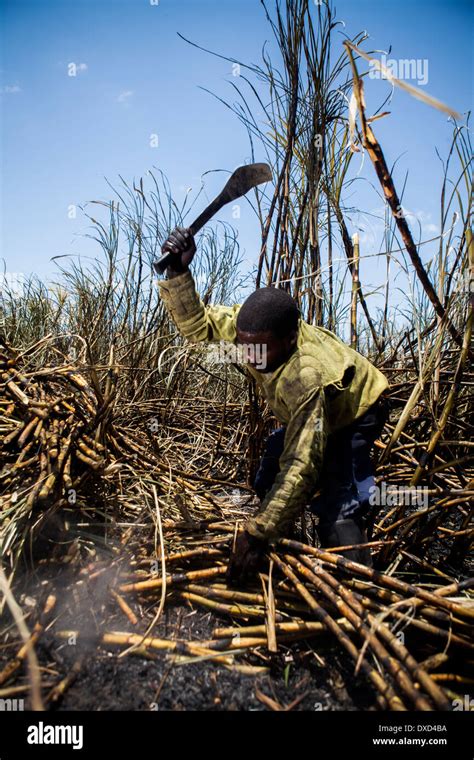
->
<box><xmin>1</xmin><ymin>0</ymin><xmax>472</xmax><ymax>298</ymax></box>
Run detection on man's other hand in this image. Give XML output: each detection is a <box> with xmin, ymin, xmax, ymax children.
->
<box><xmin>162</xmin><ymin>227</ymin><xmax>196</xmax><ymax>275</ymax></box>
<box><xmin>227</xmin><ymin>529</ymin><xmax>267</xmax><ymax>587</ymax></box>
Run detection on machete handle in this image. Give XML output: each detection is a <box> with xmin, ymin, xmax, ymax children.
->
<box><xmin>153</xmin><ymin>191</ymin><xmax>228</xmax><ymax>275</ymax></box>
<box><xmin>153</xmin><ymin>162</ymin><xmax>272</xmax><ymax>274</ymax></box>
<box><xmin>153</xmin><ymin>250</ymin><xmax>181</xmax><ymax>275</ymax></box>
<box><xmin>153</xmin><ymin>221</ymin><xmax>199</xmax><ymax>275</ymax></box>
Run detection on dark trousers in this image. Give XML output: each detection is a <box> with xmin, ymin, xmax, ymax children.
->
<box><xmin>253</xmin><ymin>396</ymin><xmax>390</xmax><ymax>529</ymax></box>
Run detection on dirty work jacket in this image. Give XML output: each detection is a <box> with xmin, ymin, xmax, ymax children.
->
<box><xmin>158</xmin><ymin>269</ymin><xmax>389</xmax><ymax>541</ymax></box>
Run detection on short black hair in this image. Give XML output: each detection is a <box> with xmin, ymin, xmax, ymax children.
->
<box><xmin>236</xmin><ymin>287</ymin><xmax>300</xmax><ymax>339</ymax></box>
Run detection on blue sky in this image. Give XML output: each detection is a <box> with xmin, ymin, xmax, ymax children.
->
<box><xmin>1</xmin><ymin>0</ymin><xmax>472</xmax><ymax>304</ymax></box>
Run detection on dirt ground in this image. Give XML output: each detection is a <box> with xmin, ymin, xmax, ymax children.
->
<box><xmin>1</xmin><ymin>550</ymin><xmax>379</xmax><ymax>712</ymax></box>
<box><xmin>2</xmin><ymin>488</ymin><xmax>471</xmax><ymax>713</ymax></box>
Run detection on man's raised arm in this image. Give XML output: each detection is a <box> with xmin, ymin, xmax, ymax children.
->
<box><xmin>157</xmin><ymin>227</ymin><xmax>240</xmax><ymax>344</ymax></box>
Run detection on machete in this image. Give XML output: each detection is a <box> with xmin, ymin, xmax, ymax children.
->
<box><xmin>153</xmin><ymin>162</ymin><xmax>272</xmax><ymax>274</ymax></box>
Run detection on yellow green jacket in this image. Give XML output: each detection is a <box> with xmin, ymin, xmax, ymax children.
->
<box><xmin>158</xmin><ymin>269</ymin><xmax>389</xmax><ymax>540</ymax></box>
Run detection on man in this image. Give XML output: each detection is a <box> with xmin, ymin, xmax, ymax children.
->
<box><xmin>158</xmin><ymin>228</ymin><xmax>390</xmax><ymax>584</ymax></box>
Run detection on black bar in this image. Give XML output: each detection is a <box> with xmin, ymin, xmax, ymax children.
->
<box><xmin>1</xmin><ymin>709</ymin><xmax>473</xmax><ymax>758</ymax></box>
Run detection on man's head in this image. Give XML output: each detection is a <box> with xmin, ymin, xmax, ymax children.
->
<box><xmin>236</xmin><ymin>286</ymin><xmax>300</xmax><ymax>373</ymax></box>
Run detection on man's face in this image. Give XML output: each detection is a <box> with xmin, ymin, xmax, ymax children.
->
<box><xmin>235</xmin><ymin>327</ymin><xmax>298</xmax><ymax>373</ymax></box>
